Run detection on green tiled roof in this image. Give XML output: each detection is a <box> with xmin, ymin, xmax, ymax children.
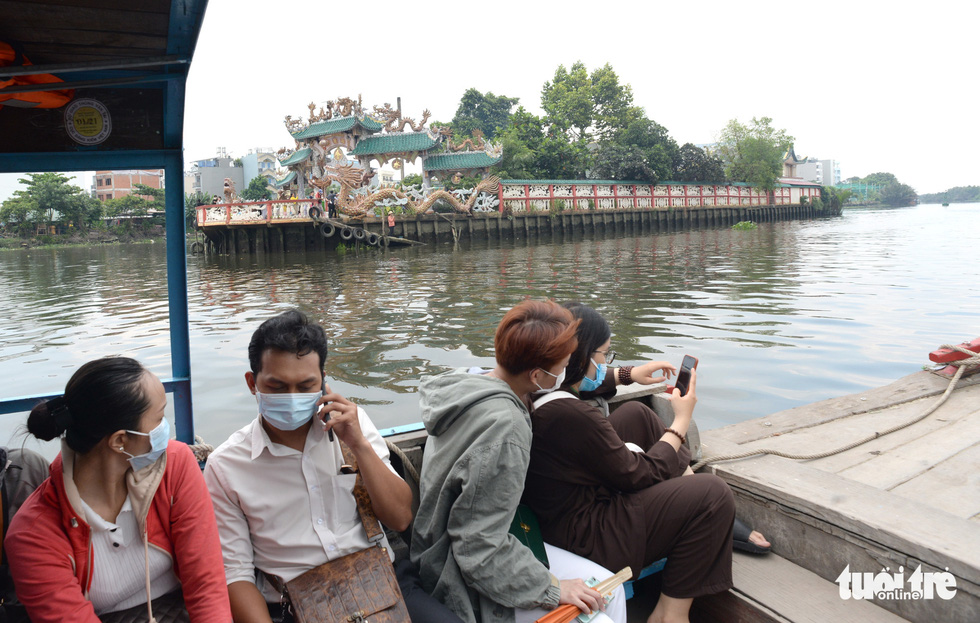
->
<box><xmin>350</xmin><ymin>132</ymin><xmax>438</xmax><ymax>156</ymax></box>
<box><xmin>424</xmin><ymin>152</ymin><xmax>502</xmax><ymax>171</ymax></box>
<box><xmin>278</xmin><ymin>147</ymin><xmax>311</xmax><ymax>167</ymax></box>
<box><xmin>290</xmin><ymin>115</ymin><xmax>385</xmax><ymax>140</ymax></box>
<box><xmin>274</xmin><ymin>170</ymin><xmax>296</xmax><ymax>187</ymax></box>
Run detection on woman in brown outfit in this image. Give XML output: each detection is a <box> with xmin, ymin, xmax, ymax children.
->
<box><xmin>523</xmin><ymin>303</ymin><xmax>740</xmax><ymax>623</ymax></box>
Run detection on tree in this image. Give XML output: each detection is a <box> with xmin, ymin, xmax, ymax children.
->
<box><xmin>717</xmin><ymin>117</ymin><xmax>794</xmax><ymax>193</ymax></box>
<box><xmin>590</xmin><ymin>144</ymin><xmax>658</xmax><ymax>182</ymax></box>
<box><xmin>861</xmin><ymin>172</ymin><xmax>898</xmax><ymax>186</ymax></box>
<box><xmin>541</xmin><ymin>61</ymin><xmax>640</xmax><ymax>143</ymax></box>
<box><xmin>590</xmin><ymin>116</ymin><xmax>678</xmax><ymax>183</ymax></box>
<box><xmin>104</xmin><ymin>193</ymin><xmax>149</xmax><ymax>216</ymax></box>
<box><xmin>0</xmin><ymin>172</ymin><xmax>100</xmax><ymax>231</ymax></box>
<box><xmin>879</xmin><ymin>182</ymin><xmax>917</xmax><ymax>206</ymax></box>
<box><xmin>185</xmin><ymin>191</ymin><xmax>211</xmax><ymax>229</ymax></box>
<box><xmin>240</xmin><ymin>176</ymin><xmax>273</xmax><ymax>201</ymax></box>
<box><xmin>401</xmin><ymin>173</ymin><xmax>423</xmax><ymax>187</ymax></box>
<box><xmin>674</xmin><ymin>143</ymin><xmax>726</xmax><ymax>183</ymax></box>
<box><xmin>493</xmin><ymin>107</ymin><xmax>549</xmax><ymax>179</ymax></box>
<box><xmin>449</xmin><ymin>89</ymin><xmax>519</xmax><ymax>141</ymax></box>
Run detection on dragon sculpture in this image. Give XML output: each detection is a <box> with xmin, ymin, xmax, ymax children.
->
<box><xmin>447</xmin><ymin>129</ymin><xmax>486</xmax><ymax>152</ymax></box>
<box><xmin>370</xmin><ymin>102</ymin><xmax>431</xmax><ymax>132</ymax></box>
<box><xmin>320</xmin><ymin>161</ymin><xmax>498</xmax><ymax>218</ymax></box>
<box><xmin>223</xmin><ymin>178</ymin><xmax>237</xmax><ymax>202</ymax></box>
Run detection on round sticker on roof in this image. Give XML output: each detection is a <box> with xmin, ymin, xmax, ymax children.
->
<box><xmin>65</xmin><ymin>98</ymin><xmax>112</xmax><ymax>145</ymax></box>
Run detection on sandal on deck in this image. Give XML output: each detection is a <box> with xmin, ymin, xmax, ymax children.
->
<box><xmin>733</xmin><ymin>517</ymin><xmax>771</xmax><ymax>555</ymax></box>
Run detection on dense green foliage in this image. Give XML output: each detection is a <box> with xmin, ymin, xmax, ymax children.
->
<box><xmin>918</xmin><ymin>186</ymin><xmax>980</xmax><ymax>204</ymax></box>
<box><xmin>240</xmin><ymin>176</ymin><xmax>274</xmax><ymax>201</ymax></box>
<box><xmin>879</xmin><ymin>182</ymin><xmax>918</xmax><ymax>207</ymax></box>
<box><xmin>449</xmin><ymin>88</ymin><xmax>518</xmax><ymax>141</ymax></box>
<box><xmin>717</xmin><ymin>117</ymin><xmax>793</xmax><ymax>193</ymax></box>
<box><xmin>821</xmin><ymin>186</ymin><xmax>852</xmax><ymax>214</ymax></box>
<box><xmin>674</xmin><ymin>143</ymin><xmax>726</xmax><ymax>183</ymax></box>
<box><xmin>0</xmin><ymin>173</ymin><xmax>102</xmax><ymax>235</ymax></box>
<box><xmin>185</xmin><ymin>191</ymin><xmax>212</xmax><ymax>229</ymax></box>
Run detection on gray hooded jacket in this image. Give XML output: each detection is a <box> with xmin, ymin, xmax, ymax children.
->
<box><xmin>410</xmin><ymin>369</ymin><xmax>560</xmax><ymax>623</ymax></box>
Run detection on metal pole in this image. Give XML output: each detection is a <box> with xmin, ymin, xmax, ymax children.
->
<box><xmin>164</xmin><ymin>151</ymin><xmax>194</xmax><ymax>442</ymax></box>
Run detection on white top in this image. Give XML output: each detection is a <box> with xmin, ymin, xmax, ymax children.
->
<box><xmin>78</xmin><ymin>495</ymin><xmax>180</xmax><ymax>614</ymax></box>
<box><xmin>204</xmin><ymin>407</ymin><xmax>397</xmax><ymax>601</ymax></box>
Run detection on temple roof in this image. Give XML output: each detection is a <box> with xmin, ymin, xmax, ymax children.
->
<box><xmin>424</xmin><ymin>151</ymin><xmax>502</xmax><ymax>171</ymax></box>
<box><xmin>783</xmin><ymin>146</ymin><xmax>807</xmax><ymax>164</ymax></box>
<box><xmin>274</xmin><ymin>170</ymin><xmax>296</xmax><ymax>186</ymax></box>
<box><xmin>278</xmin><ymin>147</ymin><xmax>311</xmax><ymax>167</ymax></box>
<box><xmin>290</xmin><ymin>115</ymin><xmax>386</xmax><ymax>140</ymax></box>
<box><xmin>350</xmin><ymin>131</ymin><xmax>439</xmax><ymax>156</ymax></box>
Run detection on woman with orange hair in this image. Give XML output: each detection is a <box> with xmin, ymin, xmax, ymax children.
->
<box><xmin>412</xmin><ymin>300</ymin><xmax>625</xmax><ymax>623</ymax></box>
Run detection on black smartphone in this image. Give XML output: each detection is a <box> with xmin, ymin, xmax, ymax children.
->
<box><xmin>320</xmin><ymin>378</ymin><xmax>334</xmax><ymax>441</ymax></box>
<box><xmin>674</xmin><ymin>355</ymin><xmax>698</xmax><ymax>396</ymax></box>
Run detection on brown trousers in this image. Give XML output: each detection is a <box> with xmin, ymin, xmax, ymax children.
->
<box><xmin>603</xmin><ymin>403</ymin><xmax>735</xmax><ymax>599</ymax></box>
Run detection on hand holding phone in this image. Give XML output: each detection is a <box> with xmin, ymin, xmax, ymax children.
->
<box><xmin>674</xmin><ymin>355</ymin><xmax>698</xmax><ymax>397</ymax></box>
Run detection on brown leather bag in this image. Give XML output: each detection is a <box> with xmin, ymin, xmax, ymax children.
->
<box><xmin>278</xmin><ymin>441</ymin><xmax>410</xmax><ymax>623</ymax></box>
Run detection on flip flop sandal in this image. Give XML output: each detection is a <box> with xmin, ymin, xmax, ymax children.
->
<box><xmin>733</xmin><ymin>517</ymin><xmax>771</xmax><ymax>555</ymax></box>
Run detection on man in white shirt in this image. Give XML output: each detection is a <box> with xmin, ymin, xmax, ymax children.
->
<box><xmin>204</xmin><ymin>310</ymin><xmax>461</xmax><ymax>622</ymax></box>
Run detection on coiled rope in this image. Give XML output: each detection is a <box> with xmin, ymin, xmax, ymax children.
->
<box><xmin>189</xmin><ymin>435</ymin><xmax>214</xmax><ymax>463</ymax></box>
<box><xmin>691</xmin><ymin>344</ymin><xmax>980</xmax><ymax>472</ymax></box>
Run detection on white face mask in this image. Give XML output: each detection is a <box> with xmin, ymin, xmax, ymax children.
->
<box><xmin>123</xmin><ymin>417</ymin><xmax>170</xmax><ymax>471</ymax></box>
<box><xmin>255</xmin><ymin>391</ymin><xmax>322</xmax><ymax>431</ymax></box>
<box><xmin>533</xmin><ymin>367</ymin><xmax>566</xmax><ymax>395</ymax></box>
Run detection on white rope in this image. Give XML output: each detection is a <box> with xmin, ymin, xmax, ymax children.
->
<box><xmin>691</xmin><ymin>344</ymin><xmax>980</xmax><ymax>471</ymax></box>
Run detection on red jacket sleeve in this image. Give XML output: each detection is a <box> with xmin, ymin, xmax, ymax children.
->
<box><xmin>5</xmin><ymin>483</ymin><xmax>102</xmax><ymax>623</ymax></box>
<box><xmin>162</xmin><ymin>442</ymin><xmax>233</xmax><ymax>622</ymax></box>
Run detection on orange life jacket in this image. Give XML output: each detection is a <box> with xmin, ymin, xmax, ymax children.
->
<box><xmin>0</xmin><ymin>41</ymin><xmax>74</xmax><ymax>109</ymax></box>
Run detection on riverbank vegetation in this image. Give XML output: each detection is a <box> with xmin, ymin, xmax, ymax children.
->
<box><xmin>841</xmin><ymin>172</ymin><xmax>917</xmax><ymax>207</ymax></box>
<box><xmin>445</xmin><ymin>63</ymin><xmax>765</xmax><ymax>187</ymax></box>
<box><xmin>0</xmin><ymin>173</ymin><xmax>170</xmax><ymax>246</ymax></box>
<box><xmin>918</xmin><ymin>186</ymin><xmax>980</xmax><ymax>204</ymax></box>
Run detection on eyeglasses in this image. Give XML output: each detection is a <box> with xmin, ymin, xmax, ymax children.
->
<box><xmin>594</xmin><ymin>349</ymin><xmax>617</xmax><ymax>364</ymax></box>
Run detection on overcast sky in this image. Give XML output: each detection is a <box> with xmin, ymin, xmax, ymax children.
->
<box><xmin>2</xmin><ymin>0</ymin><xmax>976</xmax><ymax>200</ymax></box>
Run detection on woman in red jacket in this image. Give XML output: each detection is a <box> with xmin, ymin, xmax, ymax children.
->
<box><xmin>6</xmin><ymin>357</ymin><xmax>231</xmax><ymax>622</ymax></box>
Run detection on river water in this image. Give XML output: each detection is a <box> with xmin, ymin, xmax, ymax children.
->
<box><xmin>1</xmin><ymin>203</ymin><xmax>977</xmax><ymax>457</ymax></box>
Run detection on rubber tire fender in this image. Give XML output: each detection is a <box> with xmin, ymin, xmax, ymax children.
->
<box><xmin>353</xmin><ymin>228</ymin><xmax>366</xmax><ymax>240</ymax></box>
<box><xmin>320</xmin><ymin>223</ymin><xmax>335</xmax><ymax>238</ymax></box>
<box><xmin>308</xmin><ymin>206</ymin><xmax>321</xmax><ymax>219</ymax></box>
<box><xmin>365</xmin><ymin>232</ymin><xmax>380</xmax><ymax>246</ymax></box>
<box><xmin>190</xmin><ymin>241</ymin><xmax>204</xmax><ymax>254</ymax></box>
<box><xmin>340</xmin><ymin>227</ymin><xmax>354</xmax><ymax>240</ymax></box>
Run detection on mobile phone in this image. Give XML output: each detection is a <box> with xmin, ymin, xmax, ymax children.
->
<box><xmin>674</xmin><ymin>355</ymin><xmax>698</xmax><ymax>397</ymax></box>
<box><xmin>319</xmin><ymin>378</ymin><xmax>334</xmax><ymax>441</ymax></box>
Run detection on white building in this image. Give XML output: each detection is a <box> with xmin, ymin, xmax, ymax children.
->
<box><xmin>797</xmin><ymin>159</ymin><xmax>841</xmax><ymax>186</ymax></box>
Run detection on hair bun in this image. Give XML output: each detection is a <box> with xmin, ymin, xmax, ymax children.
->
<box><xmin>26</xmin><ymin>396</ymin><xmax>72</xmax><ymax>441</ymax></box>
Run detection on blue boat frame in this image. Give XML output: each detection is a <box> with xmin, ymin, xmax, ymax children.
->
<box><xmin>0</xmin><ymin>1</ymin><xmax>209</xmax><ymax>444</ymax></box>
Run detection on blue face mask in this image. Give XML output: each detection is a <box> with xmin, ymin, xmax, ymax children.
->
<box><xmin>578</xmin><ymin>358</ymin><xmax>607</xmax><ymax>392</ymax></box>
<box><xmin>256</xmin><ymin>391</ymin><xmax>321</xmax><ymax>431</ymax></box>
<box><xmin>123</xmin><ymin>417</ymin><xmax>170</xmax><ymax>471</ymax></box>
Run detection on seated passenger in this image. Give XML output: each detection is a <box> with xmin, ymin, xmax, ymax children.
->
<box><xmin>523</xmin><ymin>303</ymin><xmax>741</xmax><ymax>623</ymax></box>
<box><xmin>5</xmin><ymin>357</ymin><xmax>231</xmax><ymax>622</ymax></box>
<box><xmin>204</xmin><ymin>309</ymin><xmax>461</xmax><ymax>622</ymax></box>
<box><xmin>412</xmin><ymin>300</ymin><xmax>625</xmax><ymax>623</ymax></box>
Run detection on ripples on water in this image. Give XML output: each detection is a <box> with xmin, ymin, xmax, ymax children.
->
<box><xmin>1</xmin><ymin>204</ymin><xmax>977</xmax><ymax>455</ymax></box>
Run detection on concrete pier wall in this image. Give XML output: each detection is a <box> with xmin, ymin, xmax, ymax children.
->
<box><xmin>200</xmin><ymin>204</ymin><xmax>821</xmax><ymax>255</ymax></box>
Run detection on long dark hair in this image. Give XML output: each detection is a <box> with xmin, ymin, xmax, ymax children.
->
<box><xmin>561</xmin><ymin>302</ymin><xmax>611</xmax><ymax>387</ymax></box>
<box><xmin>27</xmin><ymin>357</ymin><xmax>149</xmax><ymax>455</ymax></box>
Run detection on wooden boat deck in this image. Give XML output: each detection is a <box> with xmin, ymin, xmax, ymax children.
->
<box><xmin>698</xmin><ymin>370</ymin><xmax>980</xmax><ymax>621</ymax></box>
